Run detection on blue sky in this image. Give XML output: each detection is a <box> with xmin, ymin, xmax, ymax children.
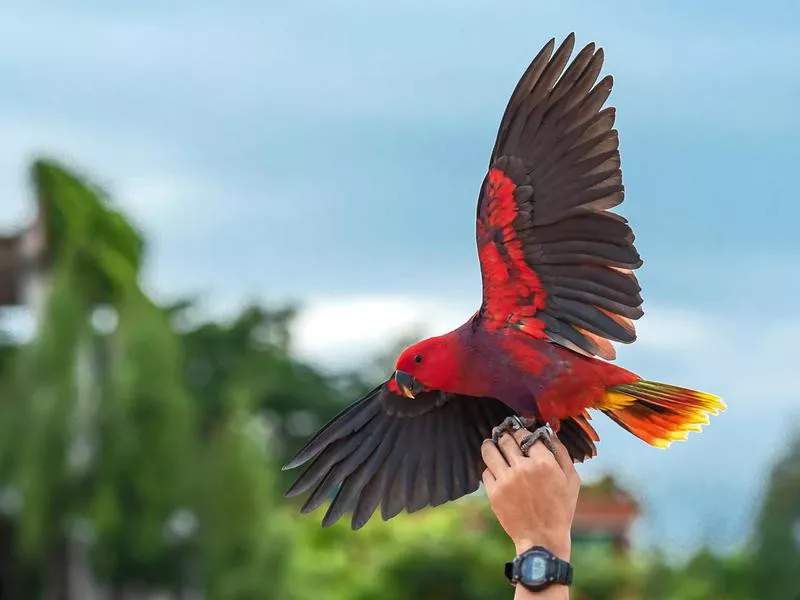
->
<box><xmin>1</xmin><ymin>1</ymin><xmax>799</xmax><ymax>552</ymax></box>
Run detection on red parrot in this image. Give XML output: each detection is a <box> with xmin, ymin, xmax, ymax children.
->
<box><xmin>283</xmin><ymin>33</ymin><xmax>724</xmax><ymax>530</ymax></box>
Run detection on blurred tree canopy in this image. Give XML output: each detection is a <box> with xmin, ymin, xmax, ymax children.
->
<box><xmin>0</xmin><ymin>159</ymin><xmax>796</xmax><ymax>599</ymax></box>
<box><xmin>752</xmin><ymin>435</ymin><xmax>800</xmax><ymax>600</ymax></box>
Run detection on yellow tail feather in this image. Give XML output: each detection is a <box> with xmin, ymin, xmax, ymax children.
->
<box><xmin>600</xmin><ymin>380</ymin><xmax>725</xmax><ymax>449</ymax></box>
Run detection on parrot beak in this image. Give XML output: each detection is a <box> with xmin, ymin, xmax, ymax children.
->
<box><xmin>394</xmin><ymin>370</ymin><xmax>424</xmax><ymax>399</ymax></box>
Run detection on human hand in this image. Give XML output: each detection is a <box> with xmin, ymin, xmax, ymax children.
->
<box><xmin>480</xmin><ymin>427</ymin><xmax>580</xmax><ymax>560</ymax></box>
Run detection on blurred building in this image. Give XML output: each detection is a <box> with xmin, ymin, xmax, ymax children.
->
<box><xmin>0</xmin><ymin>198</ymin><xmax>46</xmax><ymax>309</ymax></box>
<box><xmin>0</xmin><ymin>231</ymin><xmax>25</xmax><ymax>306</ymax></box>
<box><xmin>573</xmin><ymin>475</ymin><xmax>640</xmax><ymax>554</ymax></box>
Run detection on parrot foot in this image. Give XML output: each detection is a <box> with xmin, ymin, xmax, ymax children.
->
<box><xmin>491</xmin><ymin>415</ymin><xmax>538</xmax><ymax>444</ymax></box>
<box><xmin>519</xmin><ymin>424</ymin><xmax>556</xmax><ymax>457</ymax></box>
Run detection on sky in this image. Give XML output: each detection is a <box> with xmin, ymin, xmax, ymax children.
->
<box><xmin>1</xmin><ymin>1</ymin><xmax>799</xmax><ymax>552</ymax></box>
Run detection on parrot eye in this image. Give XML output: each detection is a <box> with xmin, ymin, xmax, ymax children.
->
<box><xmin>414</xmin><ymin>354</ymin><xmax>423</xmax><ymax>364</ymax></box>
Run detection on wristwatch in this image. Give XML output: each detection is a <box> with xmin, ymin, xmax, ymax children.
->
<box><xmin>504</xmin><ymin>546</ymin><xmax>573</xmax><ymax>591</ymax></box>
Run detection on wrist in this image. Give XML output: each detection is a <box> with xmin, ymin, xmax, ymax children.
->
<box><xmin>513</xmin><ymin>534</ymin><xmax>571</xmax><ymax>561</ymax></box>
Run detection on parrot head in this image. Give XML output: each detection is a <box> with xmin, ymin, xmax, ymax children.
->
<box><xmin>390</xmin><ymin>334</ymin><xmax>460</xmax><ymax>399</ymax></box>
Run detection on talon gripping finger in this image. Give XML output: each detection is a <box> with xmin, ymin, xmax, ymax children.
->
<box><xmin>491</xmin><ymin>415</ymin><xmax>526</xmax><ymax>444</ymax></box>
<box><xmin>520</xmin><ymin>424</ymin><xmax>556</xmax><ymax>457</ymax></box>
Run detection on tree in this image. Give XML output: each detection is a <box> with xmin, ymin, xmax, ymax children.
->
<box><xmin>0</xmin><ymin>159</ymin><xmax>308</xmax><ymax>597</ymax></box>
<box><xmin>752</xmin><ymin>432</ymin><xmax>800</xmax><ymax>600</ymax></box>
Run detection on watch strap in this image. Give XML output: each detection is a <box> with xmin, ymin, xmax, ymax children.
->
<box><xmin>553</xmin><ymin>557</ymin><xmax>573</xmax><ymax>585</ymax></box>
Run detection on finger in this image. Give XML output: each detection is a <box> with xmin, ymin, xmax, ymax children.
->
<box><xmin>512</xmin><ymin>427</ymin><xmax>551</xmax><ymax>460</ymax></box>
<box><xmin>497</xmin><ymin>431</ymin><xmax>525</xmax><ymax>465</ymax></box>
<box><xmin>524</xmin><ymin>435</ymin><xmax>568</xmax><ymax>480</ymax></box>
<box><xmin>511</xmin><ymin>427</ymin><xmax>533</xmax><ymax>450</ymax></box>
<box><xmin>481</xmin><ymin>467</ymin><xmax>496</xmax><ymax>490</ymax></box>
<box><xmin>481</xmin><ymin>438</ymin><xmax>509</xmax><ymax>475</ymax></box>
<box><xmin>550</xmin><ymin>435</ymin><xmax>580</xmax><ymax>487</ymax></box>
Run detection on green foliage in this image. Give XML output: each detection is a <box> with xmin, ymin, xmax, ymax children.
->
<box><xmin>31</xmin><ymin>159</ymin><xmax>144</xmax><ymax>302</ymax></box>
<box><xmin>570</xmin><ymin>545</ymin><xmax>641</xmax><ymax>600</ymax></box>
<box><xmin>637</xmin><ymin>548</ymin><xmax>754</xmax><ymax>600</ymax></box>
<box><xmin>752</xmin><ymin>435</ymin><xmax>800</xmax><ymax>600</ymax></box>
<box><xmin>174</xmin><ymin>303</ymin><xmax>359</xmax><ymax>484</ymax></box>
<box><xmin>277</xmin><ymin>501</ymin><xmax>511</xmax><ymax>600</ymax></box>
<box><xmin>639</xmin><ymin>550</ymin><xmax>676</xmax><ymax>600</ymax></box>
<box><xmin>0</xmin><ymin>270</ymin><xmax>84</xmax><ymax>558</ymax></box>
<box><xmin>88</xmin><ymin>291</ymin><xmax>198</xmax><ymax>585</ymax></box>
<box><xmin>0</xmin><ymin>331</ymin><xmax>17</xmax><ymax>379</ymax></box>
<box><xmin>199</xmin><ymin>391</ymin><xmax>290</xmax><ymax>600</ymax></box>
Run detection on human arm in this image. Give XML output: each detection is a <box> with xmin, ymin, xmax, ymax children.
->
<box><xmin>481</xmin><ymin>428</ymin><xmax>581</xmax><ymax>599</ymax></box>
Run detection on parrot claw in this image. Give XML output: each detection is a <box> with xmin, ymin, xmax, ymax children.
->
<box><xmin>519</xmin><ymin>424</ymin><xmax>556</xmax><ymax>457</ymax></box>
<box><xmin>491</xmin><ymin>416</ymin><xmax>524</xmax><ymax>444</ymax></box>
<box><xmin>491</xmin><ymin>415</ymin><xmax>537</xmax><ymax>444</ymax></box>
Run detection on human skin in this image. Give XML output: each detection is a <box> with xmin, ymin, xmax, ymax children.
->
<box><xmin>481</xmin><ymin>429</ymin><xmax>580</xmax><ymax>599</ymax></box>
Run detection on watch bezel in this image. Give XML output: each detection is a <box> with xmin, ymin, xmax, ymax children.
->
<box><xmin>506</xmin><ymin>546</ymin><xmax>572</xmax><ymax>592</ymax></box>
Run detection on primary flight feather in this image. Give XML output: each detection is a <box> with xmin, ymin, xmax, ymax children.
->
<box><xmin>283</xmin><ymin>33</ymin><xmax>725</xmax><ymax>530</ymax></box>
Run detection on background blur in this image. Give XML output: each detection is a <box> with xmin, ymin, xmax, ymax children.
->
<box><xmin>1</xmin><ymin>1</ymin><xmax>799</xmax><ymax>599</ymax></box>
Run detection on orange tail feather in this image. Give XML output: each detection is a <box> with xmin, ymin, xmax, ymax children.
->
<box><xmin>599</xmin><ymin>380</ymin><xmax>725</xmax><ymax>449</ymax></box>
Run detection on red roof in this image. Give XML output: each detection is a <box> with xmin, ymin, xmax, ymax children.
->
<box><xmin>573</xmin><ymin>475</ymin><xmax>639</xmax><ymax>534</ymax></box>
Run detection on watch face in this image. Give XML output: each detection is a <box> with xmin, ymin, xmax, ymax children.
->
<box><xmin>521</xmin><ymin>554</ymin><xmax>548</xmax><ymax>583</ymax></box>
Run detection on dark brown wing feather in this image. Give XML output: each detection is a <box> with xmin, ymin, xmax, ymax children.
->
<box><xmin>476</xmin><ymin>34</ymin><xmax>643</xmax><ymax>360</ymax></box>
<box><xmin>283</xmin><ymin>384</ymin><xmax>516</xmax><ymax>529</ymax></box>
<box><xmin>283</xmin><ymin>383</ymin><xmax>598</xmax><ymax>528</ymax></box>
<box><xmin>557</xmin><ymin>411</ymin><xmax>600</xmax><ymax>462</ymax></box>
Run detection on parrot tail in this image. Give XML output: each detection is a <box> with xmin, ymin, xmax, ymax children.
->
<box><xmin>600</xmin><ymin>380</ymin><xmax>725</xmax><ymax>449</ymax></box>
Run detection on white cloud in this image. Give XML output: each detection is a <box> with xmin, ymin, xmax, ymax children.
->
<box><xmin>632</xmin><ymin>306</ymin><xmax>716</xmax><ymax>352</ymax></box>
<box><xmin>290</xmin><ymin>294</ymin><xmax>472</xmax><ymax>369</ymax></box>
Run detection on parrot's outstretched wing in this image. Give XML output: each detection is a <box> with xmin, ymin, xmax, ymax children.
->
<box><xmin>283</xmin><ymin>384</ymin><xmax>514</xmax><ymax>529</ymax></box>
<box><xmin>475</xmin><ymin>33</ymin><xmax>643</xmax><ymax>360</ymax></box>
<box><xmin>283</xmin><ymin>383</ymin><xmax>598</xmax><ymax>529</ymax></box>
